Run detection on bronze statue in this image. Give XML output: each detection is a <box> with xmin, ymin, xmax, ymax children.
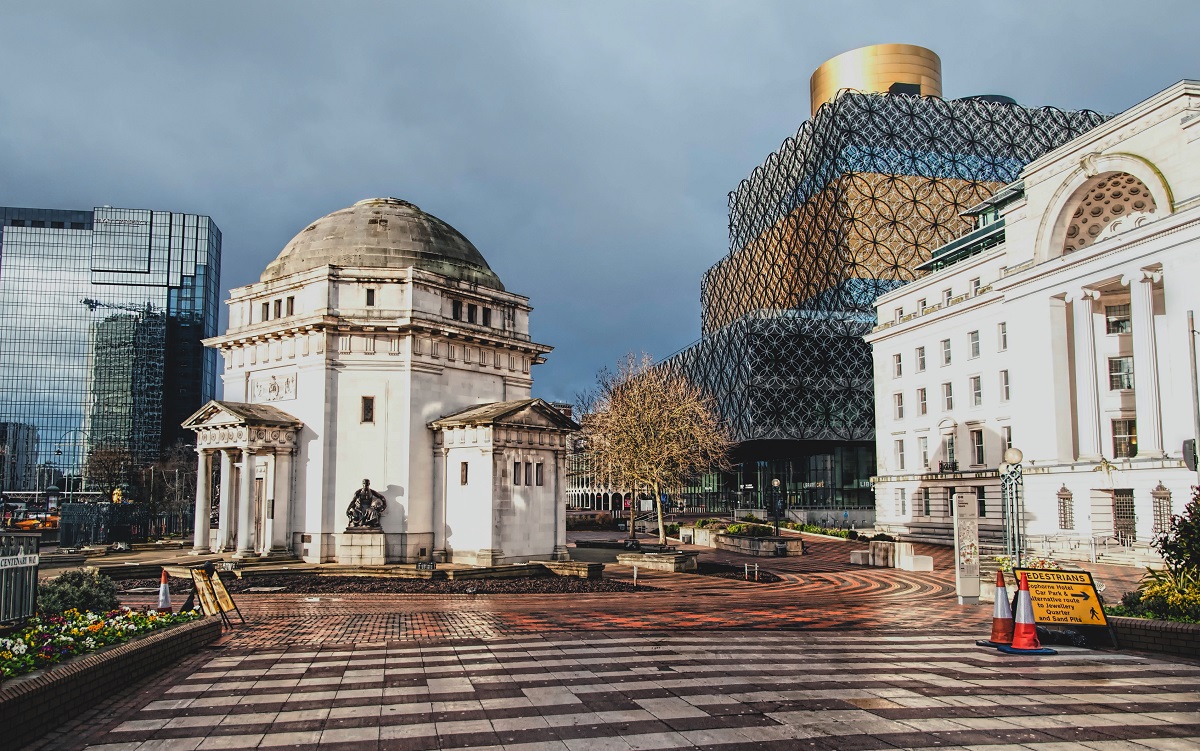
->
<box><xmin>346</xmin><ymin>479</ymin><xmax>386</xmax><ymax>529</ymax></box>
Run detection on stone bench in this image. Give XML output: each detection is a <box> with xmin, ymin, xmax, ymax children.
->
<box><xmin>897</xmin><ymin>554</ymin><xmax>934</xmax><ymax>571</ymax></box>
<box><xmin>849</xmin><ymin>550</ymin><xmax>870</xmax><ymax>565</ymax></box>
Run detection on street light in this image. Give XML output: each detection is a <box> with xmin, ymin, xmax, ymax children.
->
<box><xmin>999</xmin><ymin>446</ymin><xmax>1024</xmax><ymax>568</ymax></box>
<box><xmin>771</xmin><ymin>478</ymin><xmax>782</xmax><ymax>536</ymax></box>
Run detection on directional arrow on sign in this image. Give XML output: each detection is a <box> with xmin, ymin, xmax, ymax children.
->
<box><xmin>1070</xmin><ymin>591</ymin><xmax>1091</xmax><ymax>601</ymax></box>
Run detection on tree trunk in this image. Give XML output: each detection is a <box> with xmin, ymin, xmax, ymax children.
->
<box><xmin>654</xmin><ymin>483</ymin><xmax>666</xmax><ymax>545</ymax></box>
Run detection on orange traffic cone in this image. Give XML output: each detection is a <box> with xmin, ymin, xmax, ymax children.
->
<box><xmin>157</xmin><ymin>568</ymin><xmax>172</xmax><ymax>612</ymax></box>
<box><xmin>997</xmin><ymin>571</ymin><xmax>1057</xmax><ymax>655</ymax></box>
<box><xmin>976</xmin><ymin>571</ymin><xmax>1014</xmax><ymax>647</ymax></box>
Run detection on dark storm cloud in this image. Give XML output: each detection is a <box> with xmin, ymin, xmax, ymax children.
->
<box><xmin>1</xmin><ymin>1</ymin><xmax>1196</xmax><ymax>402</ymax></box>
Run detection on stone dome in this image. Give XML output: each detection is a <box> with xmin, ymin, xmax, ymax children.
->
<box><xmin>261</xmin><ymin>198</ymin><xmax>504</xmax><ymax>290</ymax></box>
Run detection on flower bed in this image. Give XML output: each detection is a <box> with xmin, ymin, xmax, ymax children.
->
<box><xmin>1</xmin><ymin>607</ymin><xmax>201</xmax><ymax>681</ymax></box>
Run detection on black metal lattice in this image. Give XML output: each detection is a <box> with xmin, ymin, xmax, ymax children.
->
<box><xmin>668</xmin><ymin>92</ymin><xmax>1108</xmax><ymax>443</ymax></box>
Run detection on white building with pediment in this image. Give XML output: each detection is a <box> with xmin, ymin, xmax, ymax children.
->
<box><xmin>182</xmin><ymin>198</ymin><xmax>577</xmax><ymax>565</ymax></box>
<box><xmin>866</xmin><ymin>81</ymin><xmax>1200</xmax><ymax>555</ymax></box>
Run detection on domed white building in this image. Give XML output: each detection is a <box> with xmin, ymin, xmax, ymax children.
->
<box><xmin>183</xmin><ymin>198</ymin><xmax>576</xmax><ymax>565</ymax></box>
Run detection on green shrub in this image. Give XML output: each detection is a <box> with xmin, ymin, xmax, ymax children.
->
<box><xmin>664</xmin><ymin>523</ymin><xmax>680</xmax><ymax>538</ymax></box>
<box><xmin>38</xmin><ymin>568</ymin><xmax>120</xmax><ymax>616</ymax></box>
<box><xmin>725</xmin><ymin>523</ymin><xmax>775</xmax><ymax>537</ymax></box>
<box><xmin>847</xmin><ymin>530</ymin><xmax>859</xmax><ymax>540</ymax></box>
<box><xmin>1155</xmin><ymin>486</ymin><xmax>1200</xmax><ymax>574</ymax></box>
<box><xmin>694</xmin><ymin>518</ymin><xmax>719</xmax><ymax>529</ymax></box>
<box><xmin>739</xmin><ymin>513</ymin><xmax>763</xmax><ymax>523</ymax></box>
<box><xmin>1113</xmin><ymin>569</ymin><xmax>1200</xmax><ymax>623</ymax></box>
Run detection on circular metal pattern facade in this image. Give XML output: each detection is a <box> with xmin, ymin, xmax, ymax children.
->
<box><xmin>668</xmin><ymin>92</ymin><xmax>1108</xmax><ymax>444</ymax></box>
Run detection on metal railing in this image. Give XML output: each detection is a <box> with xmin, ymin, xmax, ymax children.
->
<box><xmin>938</xmin><ymin>461</ymin><xmax>959</xmax><ymax>473</ymax></box>
<box><xmin>0</xmin><ymin>532</ymin><xmax>40</xmax><ymax>623</ymax></box>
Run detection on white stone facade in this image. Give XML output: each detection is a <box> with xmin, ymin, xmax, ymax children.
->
<box><xmin>184</xmin><ymin>199</ymin><xmax>575</xmax><ymax>565</ymax></box>
<box><xmin>865</xmin><ymin>81</ymin><xmax>1200</xmax><ymax>551</ymax></box>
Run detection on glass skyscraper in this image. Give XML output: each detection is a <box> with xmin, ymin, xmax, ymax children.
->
<box><xmin>0</xmin><ymin>206</ymin><xmax>221</xmax><ymax>500</ymax></box>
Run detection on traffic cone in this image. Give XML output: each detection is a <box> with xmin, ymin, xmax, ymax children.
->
<box><xmin>997</xmin><ymin>571</ymin><xmax>1057</xmax><ymax>655</ymax></box>
<box><xmin>157</xmin><ymin>568</ymin><xmax>172</xmax><ymax>612</ymax></box>
<box><xmin>976</xmin><ymin>571</ymin><xmax>1014</xmax><ymax>647</ymax></box>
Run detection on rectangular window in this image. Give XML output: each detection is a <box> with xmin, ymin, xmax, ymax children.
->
<box><xmin>1105</xmin><ymin>304</ymin><xmax>1132</xmax><ymax>334</ymax></box>
<box><xmin>942</xmin><ymin>288</ymin><xmax>953</xmax><ymax>305</ymax></box>
<box><xmin>898</xmin><ymin>488</ymin><xmax>907</xmax><ymax>516</ymax></box>
<box><xmin>975</xmin><ymin>486</ymin><xmax>987</xmax><ymax>517</ymax></box>
<box><xmin>513</xmin><ymin>461</ymin><xmax>522</xmax><ymax>485</ymax></box>
<box><xmin>970</xmin><ymin>375</ymin><xmax>982</xmax><ymax>406</ymax></box>
<box><xmin>525</xmin><ymin>462</ymin><xmax>533</xmax><ymax>486</ymax></box>
<box><xmin>892</xmin><ymin>353</ymin><xmax>903</xmax><ymax>378</ymax></box>
<box><xmin>917</xmin><ymin>298</ymin><xmax>926</xmax><ymax>312</ymax></box>
<box><xmin>460</xmin><ymin>461</ymin><xmax>469</xmax><ymax>485</ymax></box>
<box><xmin>452</xmin><ymin>300</ymin><xmax>463</xmax><ymax>320</ymax></box>
<box><xmin>361</xmin><ymin>396</ymin><xmax>375</xmax><ymax>423</ymax></box>
<box><xmin>366</xmin><ymin>289</ymin><xmax>376</xmax><ymax>307</ymax></box>
<box><xmin>971</xmin><ymin>429</ymin><xmax>985</xmax><ymax>466</ymax></box>
<box><xmin>970</xmin><ymin>277</ymin><xmax>981</xmax><ymax>294</ymax></box>
<box><xmin>468</xmin><ymin>303</ymin><xmax>478</xmax><ymax>323</ymax></box>
<box><xmin>894</xmin><ymin>439</ymin><xmax>906</xmax><ymax>471</ymax></box>
<box><xmin>274</xmin><ymin>299</ymin><xmax>282</xmax><ymax>319</ymax></box>
<box><xmin>482</xmin><ymin>307</ymin><xmax>492</xmax><ymax>327</ymax></box>
<box><xmin>998</xmin><ymin>322</ymin><xmax>1008</xmax><ymax>351</ymax></box>
<box><xmin>1108</xmin><ymin>357</ymin><xmax>1134</xmax><ymax>390</ymax></box>
<box><xmin>945</xmin><ymin>435</ymin><xmax>956</xmax><ymax>464</ymax></box>
<box><xmin>942</xmin><ymin>382</ymin><xmax>953</xmax><ymax>411</ymax></box>
<box><xmin>922</xmin><ymin>487</ymin><xmax>931</xmax><ymax>516</ymax></box>
<box><xmin>1113</xmin><ymin>419</ymin><xmax>1138</xmax><ymax>459</ymax></box>
<box><xmin>941</xmin><ymin>339</ymin><xmax>951</xmax><ymax>366</ymax></box>
<box><xmin>286</xmin><ymin>296</ymin><xmax>295</xmax><ymax>316</ymax></box>
<box><xmin>918</xmin><ymin>436</ymin><xmax>929</xmax><ymax>468</ymax></box>
<box><xmin>261</xmin><ymin>302</ymin><xmax>270</xmax><ymax>322</ymax></box>
<box><xmin>1002</xmin><ymin>425</ymin><xmax>1012</xmax><ymax>450</ymax></box>
<box><xmin>917</xmin><ymin>388</ymin><xmax>927</xmax><ymax>416</ymax></box>
<box><xmin>536</xmin><ymin>463</ymin><xmax>544</xmax><ymax>486</ymax></box>
<box><xmin>968</xmin><ymin>331</ymin><xmax>980</xmax><ymax>359</ymax></box>
<box><xmin>1000</xmin><ymin>370</ymin><xmax>1011</xmax><ymax>401</ymax></box>
<box><xmin>893</xmin><ymin>393</ymin><xmax>904</xmax><ymax>420</ymax></box>
<box><xmin>894</xmin><ymin>307</ymin><xmax>904</xmax><ymax>323</ymax></box>
<box><xmin>915</xmin><ymin>346</ymin><xmax>926</xmax><ymax>372</ymax></box>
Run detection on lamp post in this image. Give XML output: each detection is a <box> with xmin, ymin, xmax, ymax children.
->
<box><xmin>999</xmin><ymin>447</ymin><xmax>1024</xmax><ymax>568</ymax></box>
<box><xmin>771</xmin><ymin>478</ymin><xmax>782</xmax><ymax>536</ymax></box>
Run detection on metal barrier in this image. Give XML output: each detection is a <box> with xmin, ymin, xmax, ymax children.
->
<box><xmin>1</xmin><ymin>532</ymin><xmax>40</xmax><ymax>624</ymax></box>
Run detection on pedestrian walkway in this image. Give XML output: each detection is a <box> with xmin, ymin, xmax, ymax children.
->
<box><xmin>50</xmin><ymin>632</ymin><xmax>1200</xmax><ymax>750</ymax></box>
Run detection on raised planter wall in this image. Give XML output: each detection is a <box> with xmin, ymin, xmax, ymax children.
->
<box><xmin>616</xmin><ymin>552</ymin><xmax>699</xmax><ymax>573</ymax></box>
<box><xmin>1109</xmin><ymin>616</ymin><xmax>1200</xmax><ymax>659</ymax></box>
<box><xmin>716</xmin><ymin>534</ymin><xmax>805</xmax><ymax>557</ymax></box>
<box><xmin>0</xmin><ymin>616</ymin><xmax>222</xmax><ymax>749</ymax></box>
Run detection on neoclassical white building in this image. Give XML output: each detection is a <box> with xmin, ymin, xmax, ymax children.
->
<box><xmin>866</xmin><ymin>81</ymin><xmax>1200</xmax><ymax>551</ymax></box>
<box><xmin>183</xmin><ymin>198</ymin><xmax>577</xmax><ymax>565</ymax></box>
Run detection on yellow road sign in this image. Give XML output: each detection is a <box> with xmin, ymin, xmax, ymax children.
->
<box><xmin>1013</xmin><ymin>568</ymin><xmax>1108</xmax><ymax>626</ymax></box>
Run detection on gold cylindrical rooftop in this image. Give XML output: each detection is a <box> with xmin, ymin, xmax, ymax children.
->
<box><xmin>809</xmin><ymin>44</ymin><xmax>942</xmax><ymax>117</ymax></box>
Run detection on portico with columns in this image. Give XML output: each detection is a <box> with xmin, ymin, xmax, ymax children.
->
<box><xmin>183</xmin><ymin>401</ymin><xmax>301</xmax><ymax>557</ymax></box>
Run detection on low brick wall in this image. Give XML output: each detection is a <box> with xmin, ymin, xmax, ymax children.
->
<box><xmin>1109</xmin><ymin>615</ymin><xmax>1200</xmax><ymax>659</ymax></box>
<box><xmin>0</xmin><ymin>616</ymin><xmax>221</xmax><ymax>748</ymax></box>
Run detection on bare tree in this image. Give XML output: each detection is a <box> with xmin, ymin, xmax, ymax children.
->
<box><xmin>86</xmin><ymin>444</ymin><xmax>133</xmax><ymax>501</ymax></box>
<box><xmin>582</xmin><ymin>353</ymin><xmax>732</xmax><ymax>544</ymax></box>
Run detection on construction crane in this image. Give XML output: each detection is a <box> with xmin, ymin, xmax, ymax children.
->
<box><xmin>80</xmin><ymin>298</ymin><xmax>161</xmax><ymax>315</ymax></box>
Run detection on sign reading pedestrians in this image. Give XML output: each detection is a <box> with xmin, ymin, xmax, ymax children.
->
<box><xmin>1013</xmin><ymin>568</ymin><xmax>1108</xmax><ymax>626</ymax></box>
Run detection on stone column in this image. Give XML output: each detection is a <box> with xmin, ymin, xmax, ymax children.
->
<box><xmin>1072</xmin><ymin>290</ymin><xmax>1102</xmax><ymax>460</ymax></box>
<box><xmin>432</xmin><ymin>445</ymin><xmax>447</xmax><ymax>562</ymax></box>
<box><xmin>1130</xmin><ymin>271</ymin><xmax>1163</xmax><ymax>456</ymax></box>
<box><xmin>216</xmin><ymin>449</ymin><xmax>235</xmax><ymax>552</ymax></box>
<box><xmin>261</xmin><ymin>452</ymin><xmax>276</xmax><ymax>556</ymax></box>
<box><xmin>190</xmin><ymin>449</ymin><xmax>212</xmax><ymax>553</ymax></box>
<box><xmin>234</xmin><ymin>447</ymin><xmax>255</xmax><ymax>558</ymax></box>
<box><xmin>270</xmin><ymin>449</ymin><xmax>292</xmax><ymax>552</ymax></box>
<box><xmin>552</xmin><ymin>448</ymin><xmax>568</xmax><ymax>561</ymax></box>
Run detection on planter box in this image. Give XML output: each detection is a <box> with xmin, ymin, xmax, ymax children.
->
<box><xmin>0</xmin><ymin>617</ymin><xmax>221</xmax><ymax>749</ymax></box>
<box><xmin>1109</xmin><ymin>616</ymin><xmax>1200</xmax><ymax>659</ymax></box>
<box><xmin>869</xmin><ymin>541</ymin><xmax>895</xmax><ymax>567</ymax></box>
<box><xmin>715</xmin><ymin>534</ymin><xmax>805</xmax><ymax>557</ymax></box>
<box><xmin>616</xmin><ymin>552</ymin><xmax>699</xmax><ymax>572</ymax></box>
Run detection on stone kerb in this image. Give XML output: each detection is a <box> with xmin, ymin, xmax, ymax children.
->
<box><xmin>0</xmin><ymin>616</ymin><xmax>222</xmax><ymax>749</ymax></box>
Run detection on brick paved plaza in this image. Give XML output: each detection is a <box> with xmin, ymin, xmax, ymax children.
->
<box><xmin>22</xmin><ymin>535</ymin><xmax>1196</xmax><ymax>751</ymax></box>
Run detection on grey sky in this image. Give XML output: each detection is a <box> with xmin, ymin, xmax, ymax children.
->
<box><xmin>1</xmin><ymin>2</ymin><xmax>1195</xmax><ymax>403</ymax></box>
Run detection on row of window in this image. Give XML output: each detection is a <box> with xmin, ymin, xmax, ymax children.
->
<box><xmin>893</xmin><ymin>371</ymin><xmax>1010</xmax><ymax>419</ymax></box>
<box><xmin>261</xmin><ymin>295</ymin><xmax>296</xmax><ymax>322</ymax></box>
<box><xmin>895</xmin><ymin>486</ymin><xmax>991</xmax><ymax>518</ymax></box>
<box><xmin>5</xmin><ymin>219</ymin><xmax>87</xmax><ymax>230</ymax></box>
<box><xmin>892</xmin><ymin>322</ymin><xmax>1007</xmax><ymax>377</ymax></box>
<box><xmin>892</xmin><ymin>278</ymin><xmax>984</xmax><ymax>323</ymax></box>
<box><xmin>450</xmin><ymin>300</ymin><xmax>493</xmax><ymax>327</ymax></box>
<box><xmin>458</xmin><ymin>460</ymin><xmax>545</xmax><ymax>486</ymax></box>
<box><xmin>892</xmin><ymin>426</ymin><xmax>1013</xmax><ymax>472</ymax></box>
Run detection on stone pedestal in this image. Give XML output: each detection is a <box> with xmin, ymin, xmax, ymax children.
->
<box><xmin>337</xmin><ymin>530</ymin><xmax>386</xmax><ymax>566</ymax></box>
